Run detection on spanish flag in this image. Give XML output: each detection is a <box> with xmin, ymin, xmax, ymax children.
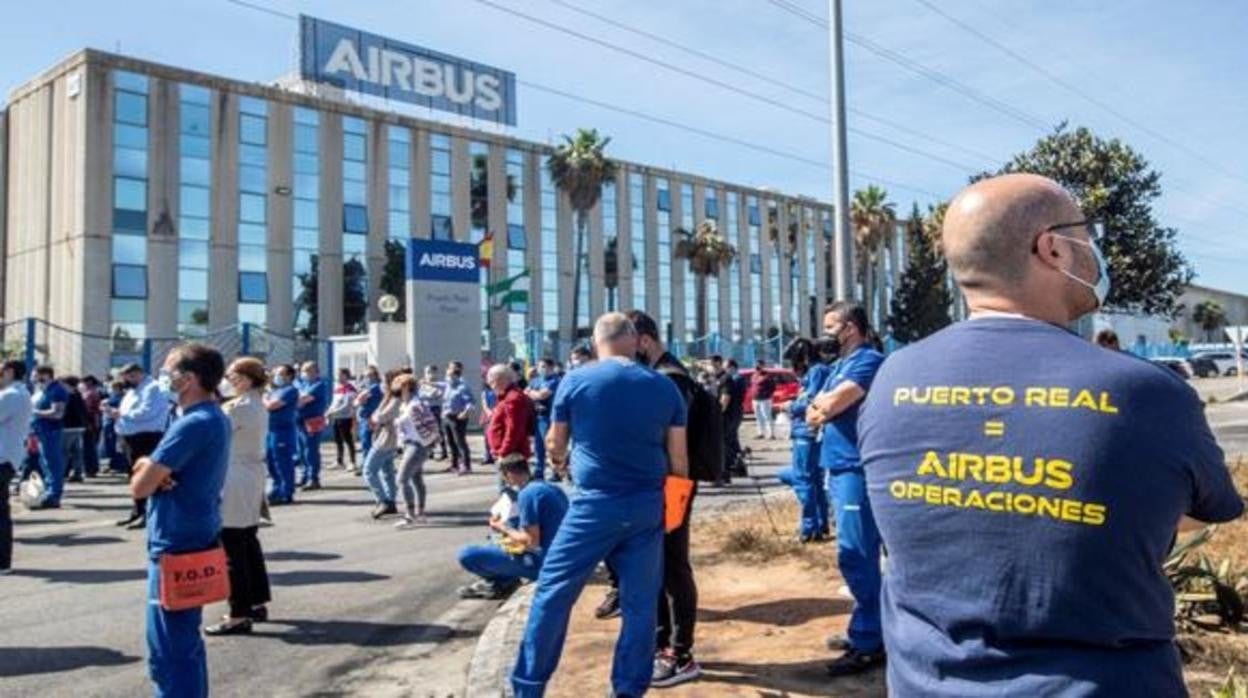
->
<box><xmin>478</xmin><ymin>231</ymin><xmax>494</xmax><ymax>269</ymax></box>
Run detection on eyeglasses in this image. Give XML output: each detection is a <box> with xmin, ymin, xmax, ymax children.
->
<box><xmin>1033</xmin><ymin>219</ymin><xmax>1104</xmax><ymax>252</ymax></box>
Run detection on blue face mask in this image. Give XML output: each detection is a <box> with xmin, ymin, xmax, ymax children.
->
<box><xmin>273</xmin><ymin>375</ymin><xmax>287</xmax><ymax>387</ymax></box>
<box><xmin>1056</xmin><ymin>235</ymin><xmax>1111</xmax><ymax>309</ymax></box>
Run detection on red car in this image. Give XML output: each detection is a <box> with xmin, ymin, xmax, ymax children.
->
<box><xmin>741</xmin><ymin>368</ymin><xmax>800</xmax><ymax>414</ymax></box>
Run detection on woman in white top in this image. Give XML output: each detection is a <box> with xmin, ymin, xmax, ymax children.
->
<box><xmin>393</xmin><ymin>375</ymin><xmax>438</xmax><ymax>529</ymax></box>
<box><xmin>205</xmin><ymin>357</ymin><xmax>272</xmax><ymax>636</ymax></box>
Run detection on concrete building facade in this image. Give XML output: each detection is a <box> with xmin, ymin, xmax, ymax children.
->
<box><xmin>2</xmin><ymin>50</ymin><xmax>854</xmax><ymax>375</ymax></box>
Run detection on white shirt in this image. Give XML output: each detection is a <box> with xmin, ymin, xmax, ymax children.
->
<box><xmin>220</xmin><ymin>390</ymin><xmax>267</xmax><ymax>528</ymax></box>
<box><xmin>0</xmin><ymin>382</ymin><xmax>33</xmax><ymax>467</ymax></box>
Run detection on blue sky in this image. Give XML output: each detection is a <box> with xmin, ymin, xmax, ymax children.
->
<box><xmin>4</xmin><ymin>0</ymin><xmax>1246</xmax><ymax>294</ymax></box>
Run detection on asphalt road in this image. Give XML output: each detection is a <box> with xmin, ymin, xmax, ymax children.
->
<box><xmin>0</xmin><ymin>434</ymin><xmax>790</xmax><ymax>698</ymax></box>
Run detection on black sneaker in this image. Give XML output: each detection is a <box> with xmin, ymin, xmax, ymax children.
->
<box><xmin>825</xmin><ymin>633</ymin><xmax>851</xmax><ymax>652</ymax></box>
<box><xmin>372</xmin><ymin>502</ymin><xmax>397</xmax><ymax>519</ymax></box>
<box><xmin>651</xmin><ymin>650</ymin><xmax>701</xmax><ymax>688</ymax></box>
<box><xmin>594</xmin><ymin>588</ymin><xmax>621</xmax><ymax>620</ymax></box>
<box><xmin>826</xmin><ymin>647</ymin><xmax>886</xmax><ymax>677</ymax></box>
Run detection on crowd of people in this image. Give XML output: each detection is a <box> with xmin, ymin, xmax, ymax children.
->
<box><xmin>2</xmin><ymin>173</ymin><xmax>1246</xmax><ymax>697</ymax></box>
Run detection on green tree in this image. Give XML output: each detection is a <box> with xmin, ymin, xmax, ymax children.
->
<box><xmin>294</xmin><ymin>254</ymin><xmax>319</xmax><ymax>340</ymax></box>
<box><xmin>380</xmin><ymin>239</ymin><xmax>407</xmax><ymax>322</ymax></box>
<box><xmin>548</xmin><ymin>128</ymin><xmax>616</xmax><ymax>339</ymax></box>
<box><xmin>343</xmin><ymin>257</ymin><xmax>368</xmax><ymax>335</ymax></box>
<box><xmin>981</xmin><ymin>124</ymin><xmax>1192</xmax><ymax>316</ymax></box>
<box><xmin>888</xmin><ymin>203</ymin><xmax>953</xmax><ymax>343</ymax></box>
<box><xmin>674</xmin><ymin>220</ymin><xmax>737</xmax><ymax>339</ymax></box>
<box><xmin>1192</xmin><ymin>299</ymin><xmax>1227</xmax><ymax>342</ymax></box>
<box><xmin>851</xmin><ymin>185</ymin><xmax>897</xmax><ymax>319</ymax></box>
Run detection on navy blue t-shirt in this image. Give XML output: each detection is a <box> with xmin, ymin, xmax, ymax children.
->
<box><xmin>297</xmin><ymin>378</ymin><xmax>330</xmax><ymax>420</ymax></box>
<box><xmin>267</xmin><ymin>385</ymin><xmax>299</xmax><ymax>430</ymax></box>
<box><xmin>532</xmin><ymin>373</ymin><xmax>561</xmax><ymax>416</ymax></box>
<box><xmin>517</xmin><ymin>480</ymin><xmax>569</xmax><ymax>554</ymax></box>
<box><xmin>818</xmin><ymin>346</ymin><xmax>884</xmax><ymax>470</ymax></box>
<box><xmin>33</xmin><ymin>381</ymin><xmax>70</xmax><ymax>436</ymax></box>
<box><xmin>552</xmin><ymin>358</ymin><xmax>686</xmax><ymax>495</ymax></box>
<box><xmin>357</xmin><ymin>383</ymin><xmax>383</xmax><ymax>421</ymax></box>
<box><xmin>147</xmin><ymin>401</ymin><xmax>231</xmax><ymax>558</ymax></box>
<box><xmin>858</xmin><ymin>317</ymin><xmax>1244</xmax><ymax>696</ymax></box>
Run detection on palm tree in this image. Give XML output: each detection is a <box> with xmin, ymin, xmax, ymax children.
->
<box><xmin>675</xmin><ymin>220</ymin><xmax>738</xmax><ymax>339</ymax></box>
<box><xmin>851</xmin><ymin>185</ymin><xmax>897</xmax><ymax>319</ymax></box>
<box><xmin>1193</xmin><ymin>300</ymin><xmax>1227</xmax><ymax>342</ymax></box>
<box><xmin>547</xmin><ymin>129</ymin><xmax>616</xmax><ymax>340</ymax></box>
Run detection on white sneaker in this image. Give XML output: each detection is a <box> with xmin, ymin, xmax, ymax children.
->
<box><xmin>394</xmin><ymin>516</ymin><xmax>417</xmax><ymax>530</ymax></box>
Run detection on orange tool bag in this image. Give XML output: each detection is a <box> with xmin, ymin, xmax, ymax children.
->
<box><xmin>664</xmin><ymin>476</ymin><xmax>694</xmax><ymax>533</ymax></box>
<box><xmin>158</xmin><ymin>545</ymin><xmax>231</xmax><ymax>612</ymax></box>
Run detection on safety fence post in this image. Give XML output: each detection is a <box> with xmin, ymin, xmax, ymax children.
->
<box><xmin>142</xmin><ymin>339</ymin><xmax>153</xmax><ymax>374</ymax></box>
<box><xmin>24</xmin><ymin>317</ymin><xmax>37</xmax><ymax>379</ymax></box>
<box><xmin>241</xmin><ymin>322</ymin><xmax>252</xmax><ymax>356</ymax></box>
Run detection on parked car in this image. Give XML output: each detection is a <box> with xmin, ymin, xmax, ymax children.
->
<box><xmin>1188</xmin><ymin>351</ymin><xmax>1248</xmax><ymax>377</ymax></box>
<box><xmin>741</xmin><ymin>368</ymin><xmax>800</xmax><ymax>414</ymax></box>
<box><xmin>1150</xmin><ymin>357</ymin><xmax>1193</xmax><ymax>379</ymax></box>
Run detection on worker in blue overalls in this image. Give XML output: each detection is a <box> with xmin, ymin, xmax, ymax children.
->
<box><xmin>776</xmin><ymin>338</ymin><xmax>835</xmax><ymax>542</ymax></box>
<box><xmin>354</xmin><ymin>365</ymin><xmax>383</xmax><ymax>463</ymax></box>
<box><xmin>807</xmin><ymin>301</ymin><xmax>887</xmax><ymax>677</ymax></box>
<box><xmin>264</xmin><ymin>365</ymin><xmax>299</xmax><ymax>504</ymax></box>
<box><xmin>524</xmin><ymin>358</ymin><xmax>561</xmax><ymax>481</ymax></box>
<box><xmin>294</xmin><ymin>361</ymin><xmax>330</xmax><ymax>490</ymax></box>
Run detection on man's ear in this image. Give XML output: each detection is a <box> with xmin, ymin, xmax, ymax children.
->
<box><xmin>1034</xmin><ymin>231</ymin><xmax>1065</xmax><ymax>271</ymax></box>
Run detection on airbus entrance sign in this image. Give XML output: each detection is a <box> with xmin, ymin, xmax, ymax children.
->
<box><xmin>405</xmin><ymin>238</ymin><xmax>483</xmax><ymax>401</ymax></box>
<box><xmin>300</xmin><ymin>15</ymin><xmax>517</xmax><ymax>126</ymax></box>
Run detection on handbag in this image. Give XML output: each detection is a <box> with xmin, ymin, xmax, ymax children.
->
<box><xmin>158</xmin><ymin>545</ymin><xmax>231</xmax><ymax>612</ymax></box>
<box><xmin>303</xmin><ymin>415</ymin><xmax>328</xmax><ymax>434</ymax></box>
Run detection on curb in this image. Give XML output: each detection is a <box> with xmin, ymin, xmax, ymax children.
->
<box><xmin>465</xmin><ymin>583</ymin><xmax>534</xmax><ymax>698</ymax></box>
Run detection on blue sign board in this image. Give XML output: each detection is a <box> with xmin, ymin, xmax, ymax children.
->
<box><xmin>300</xmin><ymin>15</ymin><xmax>517</xmax><ymax>126</ymax></box>
<box><xmin>406</xmin><ymin>238</ymin><xmax>480</xmax><ymax>283</ymax></box>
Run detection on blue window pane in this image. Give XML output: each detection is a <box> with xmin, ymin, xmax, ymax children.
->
<box><xmin>240</xmin><ymin>144</ymin><xmax>266</xmax><ymax>167</ymax></box>
<box><xmin>343</xmin><ymin>160</ymin><xmax>366</xmax><ymax>183</ymax></box>
<box><xmin>114</xmin><ymin>71</ymin><xmax>149</xmax><ymax>94</ymax></box>
<box><xmin>179</xmin><ymin>239</ymin><xmax>209</xmax><ymax>269</ymax></box>
<box><xmin>114</xmin><ymin>177</ymin><xmax>146</xmax><ymax>211</ymax></box>
<box><xmin>240</xmin><ymin>114</ymin><xmax>268</xmax><ymax>145</ymax></box>
<box><xmin>112</xmin><ymin>264</ymin><xmax>147</xmax><ymax>298</ymax></box>
<box><xmin>239</xmin><ymin>245</ymin><xmax>266</xmax><ymax>272</ymax></box>
<box><xmin>180</xmin><ymin>157</ymin><xmax>209</xmax><ymax>187</ymax></box>
<box><xmin>238</xmin><ymin>223</ymin><xmax>266</xmax><ymax>246</ymax></box>
<box><xmin>111</xmin><ymin>298</ymin><xmax>146</xmax><ymax>323</ymax></box>
<box><xmin>180</xmin><ymin>133</ymin><xmax>210</xmax><ymax>159</ymax></box>
<box><xmin>388</xmin><ymin>138</ymin><xmax>410</xmax><ymax>168</ymax></box>
<box><xmin>507</xmin><ymin>223</ymin><xmax>526</xmax><ymax>250</ymax></box>
<box><xmin>294</xmin><ymin>107</ymin><xmax>318</xmax><ymax>126</ymax></box>
<box><xmin>239</xmin><ymin>164</ymin><xmax>266</xmax><ymax>194</ymax></box>
<box><xmin>239</xmin><ymin>96</ymin><xmax>267</xmax><ymax>117</ymax></box>
<box><xmin>240</xmin><ymin>193</ymin><xmax>266</xmax><ymax>223</ymax></box>
<box><xmin>705</xmin><ymin>199</ymin><xmax>719</xmax><ymax>219</ymax></box>
<box><xmin>181</xmin><ymin>185</ymin><xmax>210</xmax><ymax>218</ymax></box>
<box><xmin>431</xmin><ymin>214</ymin><xmax>453</xmax><ymax>240</ymax></box>
<box><xmin>181</xmin><ymin>84</ymin><xmax>211</xmax><ymax>105</ymax></box>
<box><xmin>344</xmin><ymin>181</ymin><xmax>366</xmax><ymax>206</ymax></box>
<box><xmin>179</xmin><ymin>270</ymin><xmax>209</xmax><ymax>301</ymax></box>
<box><xmin>181</xmin><ymin>103</ymin><xmax>210</xmax><ymax>136</ymax></box>
<box><xmin>343</xmin><ymin>234</ymin><xmax>366</xmax><ymax>257</ymax></box>
<box><xmin>748</xmin><ymin>205</ymin><xmax>761</xmax><ymax>227</ymax></box>
<box><xmin>344</xmin><ymin>133</ymin><xmax>366</xmax><ymax>161</ymax></box>
<box><xmin>294</xmin><ymin>152</ymin><xmax>319</xmax><ymax>175</ymax></box>
<box><xmin>390</xmin><ymin>167</ymin><xmax>410</xmax><ymax>187</ymax></box>
<box><xmin>750</xmin><ymin>253</ymin><xmax>762</xmax><ymax>274</ymax></box>
<box><xmin>112</xmin><ymin>234</ymin><xmax>146</xmax><ymax>265</ymax></box>
<box><xmin>389</xmin><ymin>186</ymin><xmax>409</xmax><ymax>211</ymax></box>
<box><xmin>294</xmin><ymin>173</ymin><xmax>319</xmax><ymax>198</ymax></box>
<box><xmin>113</xmin><ymin>209</ymin><xmax>146</xmax><ymax>235</ymax></box>
<box><xmin>294</xmin><ymin>227</ymin><xmax>319</xmax><ymax>249</ymax></box>
<box><xmin>294</xmin><ymin>199</ymin><xmax>318</xmax><ymax>228</ymax></box>
<box><xmin>389</xmin><ymin>212</ymin><xmax>410</xmax><ymax>237</ymax></box>
<box><xmin>344</xmin><ymin>204</ymin><xmax>369</xmax><ymax>234</ymax></box>
<box><xmin>239</xmin><ymin>272</ymin><xmax>268</xmax><ymax>303</ymax></box>
<box><xmin>114</xmin><ymin>91</ymin><xmax>147</xmax><ymax>126</ymax></box>
<box><xmin>343</xmin><ymin>116</ymin><xmax>367</xmax><ymax>135</ymax></box>
<box><xmin>114</xmin><ymin>147</ymin><xmax>147</xmax><ymax>179</ymax></box>
<box><xmin>294</xmin><ymin>124</ymin><xmax>319</xmax><ymax>154</ymax></box>
<box><xmin>114</xmin><ymin>123</ymin><xmax>147</xmax><ymax>150</ymax></box>
<box><xmin>657</xmin><ymin>189</ymin><xmax>671</xmax><ymax>212</ymax></box>
<box><xmin>431</xmin><ymin>151</ymin><xmax>450</xmax><ymax>174</ymax></box>
<box><xmin>180</xmin><ymin>216</ymin><xmax>209</xmax><ymax>240</ymax></box>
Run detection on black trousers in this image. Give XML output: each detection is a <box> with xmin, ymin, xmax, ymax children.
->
<box><xmin>332</xmin><ymin>419</ymin><xmax>356</xmax><ymax>465</ymax></box>
<box><xmin>122</xmin><ymin>432</ymin><xmax>163</xmax><ymax>518</ymax></box>
<box><xmin>430</xmin><ymin>406</ymin><xmax>448</xmax><ymax>458</ymax></box>
<box><xmin>724</xmin><ymin>414</ymin><xmax>744</xmax><ymax>477</ymax></box>
<box><xmin>0</xmin><ymin>465</ymin><xmax>12</xmax><ymax>570</ymax></box>
<box><xmin>444</xmin><ymin>415</ymin><xmax>471</xmax><ymax>470</ymax></box>
<box><xmin>221</xmin><ymin>526</ymin><xmax>271</xmax><ymax>618</ymax></box>
<box><xmin>657</xmin><ymin>484</ymin><xmax>698</xmax><ymax>656</ymax></box>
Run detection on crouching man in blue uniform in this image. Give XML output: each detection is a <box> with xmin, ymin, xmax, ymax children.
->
<box><xmin>457</xmin><ymin>454</ymin><xmax>569</xmax><ymax>600</ymax></box>
<box><xmin>775</xmin><ymin>338</ymin><xmax>834</xmax><ymax>542</ymax></box>
<box><xmin>130</xmin><ymin>343</ymin><xmax>230</xmax><ymax>698</ymax></box>
<box><xmin>511</xmin><ymin>312</ymin><xmax>689</xmax><ymax>698</ymax></box>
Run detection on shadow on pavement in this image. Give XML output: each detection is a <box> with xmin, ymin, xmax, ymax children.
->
<box><xmin>699</xmin><ymin>597</ymin><xmax>852</xmax><ymax>627</ymax></box>
<box><xmin>0</xmin><ymin>646</ymin><xmax>141</xmax><ymax>677</ymax></box>
<box><xmin>268</xmin><ymin>570</ymin><xmax>390</xmax><ymax>586</ymax></box>
<box><xmin>17</xmin><ymin>533</ymin><xmax>126</xmax><ymax>547</ymax></box>
<box><xmin>62</xmin><ymin>501</ymin><xmax>133</xmax><ymax>512</ymax></box>
<box><xmin>9</xmin><ymin>518</ymin><xmax>66</xmax><ymax>526</ymax></box>
<box><xmin>15</xmin><ymin>568</ymin><xmax>146</xmax><ymax>584</ymax></box>
<box><xmin>699</xmin><ymin>658</ymin><xmax>884</xmax><ymax>697</ymax></box>
<box><xmin>249</xmin><ymin>619</ymin><xmax>465</xmax><ymax>648</ymax></box>
<box><xmin>265</xmin><ymin>550</ymin><xmax>342</xmax><ymax>562</ymax></box>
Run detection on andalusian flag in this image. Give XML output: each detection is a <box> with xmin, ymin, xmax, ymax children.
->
<box><xmin>486</xmin><ymin>268</ymin><xmax>531</xmax><ymax>311</ymax></box>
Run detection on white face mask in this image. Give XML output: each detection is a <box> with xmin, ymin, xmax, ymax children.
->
<box><xmin>1056</xmin><ymin>235</ymin><xmax>1111</xmax><ymax>310</ymax></box>
<box><xmin>219</xmin><ymin>379</ymin><xmax>235</xmax><ymax>398</ymax></box>
<box><xmin>157</xmin><ymin>372</ymin><xmax>173</xmax><ymax>393</ymax></box>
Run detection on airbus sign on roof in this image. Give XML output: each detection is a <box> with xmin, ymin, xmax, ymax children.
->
<box><xmin>299</xmin><ymin>15</ymin><xmax>517</xmax><ymax>126</ymax></box>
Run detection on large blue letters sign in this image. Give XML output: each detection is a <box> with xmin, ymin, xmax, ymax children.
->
<box><xmin>300</xmin><ymin>15</ymin><xmax>517</xmax><ymax>126</ymax></box>
<box><xmin>406</xmin><ymin>238</ymin><xmax>480</xmax><ymax>283</ymax></box>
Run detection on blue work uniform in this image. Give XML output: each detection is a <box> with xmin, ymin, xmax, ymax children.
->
<box><xmin>31</xmin><ymin>380</ymin><xmax>69</xmax><ymax>506</ymax></box>
<box><xmin>458</xmin><ymin>480</ymin><xmax>570</xmax><ymax>585</ymax></box>
<box><xmin>356</xmin><ymin>382</ymin><xmax>383</xmax><ymax>459</ymax></box>
<box><xmin>266</xmin><ymin>384</ymin><xmax>299</xmax><ymax>503</ymax></box>
<box><xmin>101</xmin><ymin>391</ymin><xmax>127</xmax><ymax>472</ymax></box>
<box><xmin>778</xmin><ymin>362</ymin><xmax>832</xmax><ymax>539</ymax></box>
<box><xmin>818</xmin><ymin>345</ymin><xmax>885</xmax><ymax>654</ymax></box>
<box><xmin>295</xmin><ymin>378</ymin><xmax>330</xmax><ymax>486</ymax></box>
<box><xmin>144</xmin><ymin>400</ymin><xmax>230</xmax><ymax>698</ymax></box>
<box><xmin>859</xmin><ymin>317</ymin><xmax>1245</xmax><ymax>696</ymax></box>
<box><xmin>512</xmin><ymin>359</ymin><xmax>686</xmax><ymax>698</ymax></box>
<box><xmin>529</xmin><ymin>372</ymin><xmax>561</xmax><ymax>480</ymax></box>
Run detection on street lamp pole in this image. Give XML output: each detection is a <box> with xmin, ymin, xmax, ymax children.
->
<box><xmin>828</xmin><ymin>0</ymin><xmax>853</xmax><ymax>301</ymax></box>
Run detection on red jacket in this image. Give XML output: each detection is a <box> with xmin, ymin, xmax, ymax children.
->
<box><xmin>487</xmin><ymin>386</ymin><xmax>535</xmax><ymax>460</ymax></box>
